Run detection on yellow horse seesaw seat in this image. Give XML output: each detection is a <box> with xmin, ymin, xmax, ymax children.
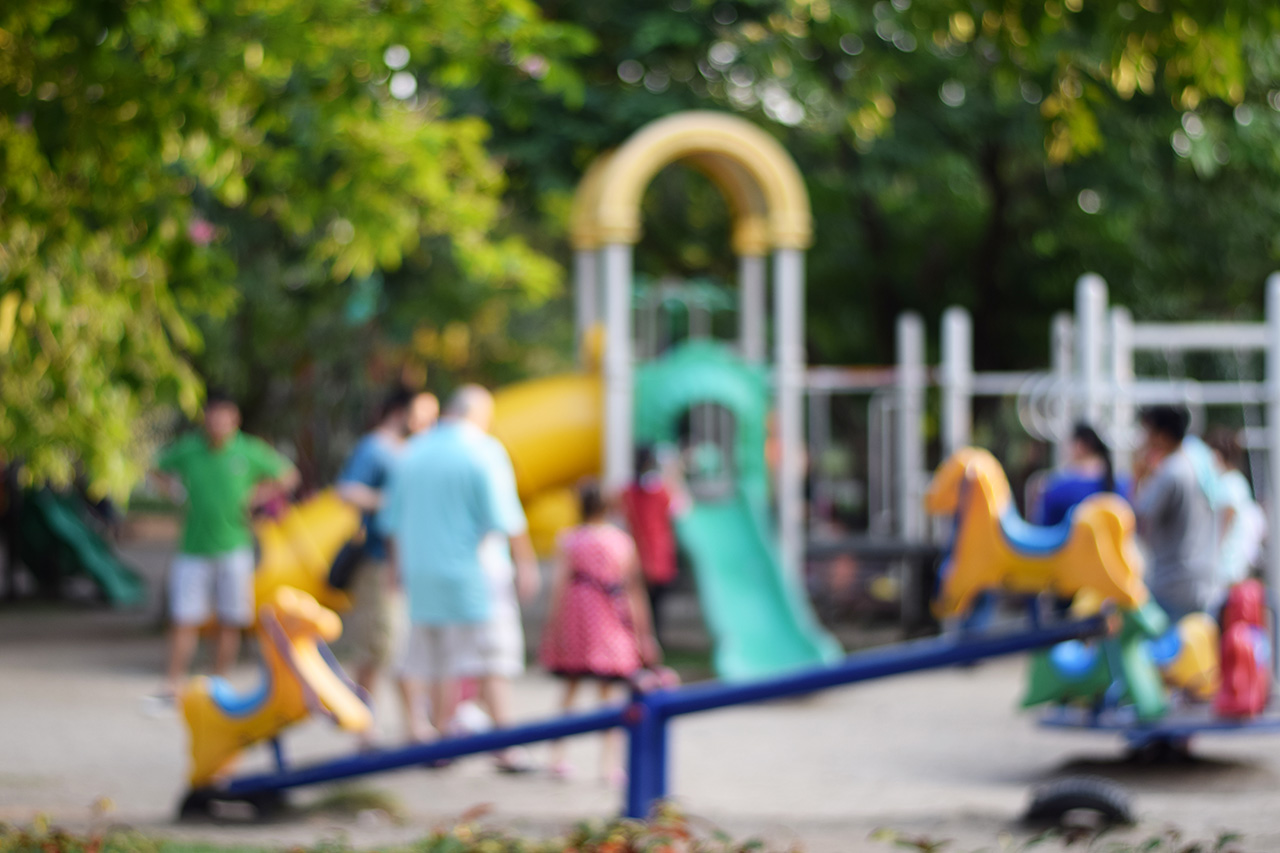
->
<box><xmin>182</xmin><ymin>587</ymin><xmax>372</xmax><ymax>788</ymax></box>
<box><xmin>924</xmin><ymin>447</ymin><xmax>1149</xmax><ymax>620</ymax></box>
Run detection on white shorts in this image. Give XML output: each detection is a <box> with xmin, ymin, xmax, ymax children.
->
<box><xmin>486</xmin><ymin>580</ymin><xmax>526</xmax><ymax>679</ymax></box>
<box><xmin>479</xmin><ymin>536</ymin><xmax>526</xmax><ymax>678</ymax></box>
<box><xmin>169</xmin><ymin>549</ymin><xmax>256</xmax><ymax>627</ymax></box>
<box><xmin>396</xmin><ymin>595</ymin><xmax>524</xmax><ymax>681</ymax></box>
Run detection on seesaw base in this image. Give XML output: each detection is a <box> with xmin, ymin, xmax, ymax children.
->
<box><xmin>178</xmin><ymin>786</ymin><xmax>290</xmax><ymax>822</ymax></box>
<box><xmin>1039</xmin><ymin>701</ymin><xmax>1280</xmax><ymax>759</ymax></box>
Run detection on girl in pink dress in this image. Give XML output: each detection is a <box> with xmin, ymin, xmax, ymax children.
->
<box><xmin>540</xmin><ymin>481</ymin><xmax>658</xmax><ymax>783</ymax></box>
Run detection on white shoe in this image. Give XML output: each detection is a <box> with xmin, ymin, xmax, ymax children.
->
<box><xmin>140</xmin><ymin>690</ymin><xmax>177</xmax><ymax>718</ymax></box>
<box><xmin>449</xmin><ymin>700</ymin><xmax>493</xmax><ymax>736</ymax></box>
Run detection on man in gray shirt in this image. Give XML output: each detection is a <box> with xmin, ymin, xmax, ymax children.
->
<box><xmin>1132</xmin><ymin>405</ymin><xmax>1217</xmax><ymax>620</ymax></box>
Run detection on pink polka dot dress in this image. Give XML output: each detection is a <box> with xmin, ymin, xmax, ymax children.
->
<box><xmin>540</xmin><ymin>523</ymin><xmax>643</xmax><ymax>680</ymax></box>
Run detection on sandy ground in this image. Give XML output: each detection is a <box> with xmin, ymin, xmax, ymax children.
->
<box><xmin>4</xmin><ymin>540</ymin><xmax>1280</xmax><ymax>852</ymax></box>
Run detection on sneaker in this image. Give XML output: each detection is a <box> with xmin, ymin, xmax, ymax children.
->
<box><xmin>449</xmin><ymin>700</ymin><xmax>494</xmax><ymax>737</ymax></box>
<box><xmin>140</xmin><ymin>690</ymin><xmax>177</xmax><ymax>718</ymax></box>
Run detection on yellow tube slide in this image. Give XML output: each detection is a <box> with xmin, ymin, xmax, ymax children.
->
<box><xmin>491</xmin><ymin>373</ymin><xmax>602</xmax><ymax>553</ymax></box>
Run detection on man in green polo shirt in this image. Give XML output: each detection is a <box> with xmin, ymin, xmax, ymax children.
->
<box><xmin>153</xmin><ymin>391</ymin><xmax>299</xmax><ymax>699</ymax></box>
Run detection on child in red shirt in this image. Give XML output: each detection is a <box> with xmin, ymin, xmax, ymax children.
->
<box><xmin>621</xmin><ymin>446</ymin><xmax>689</xmax><ymax>642</ymax></box>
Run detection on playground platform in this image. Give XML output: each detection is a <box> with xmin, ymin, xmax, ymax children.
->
<box><xmin>5</xmin><ymin>540</ymin><xmax>1280</xmax><ymax>851</ymax></box>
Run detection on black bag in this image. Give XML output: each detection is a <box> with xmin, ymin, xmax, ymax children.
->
<box><xmin>327</xmin><ymin>532</ymin><xmax>367</xmax><ymax>591</ymax></box>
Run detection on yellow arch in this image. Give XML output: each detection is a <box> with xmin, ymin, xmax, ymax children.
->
<box><xmin>569</xmin><ymin>111</ymin><xmax>811</xmax><ymax>253</ymax></box>
<box><xmin>684</xmin><ymin>153</ymin><xmax>771</xmax><ymax>256</ymax></box>
<box><xmin>570</xmin><ymin>147</ymin><xmax>772</xmax><ymax>255</ymax></box>
<box><xmin>569</xmin><ymin>151</ymin><xmax>616</xmax><ymax>252</ymax></box>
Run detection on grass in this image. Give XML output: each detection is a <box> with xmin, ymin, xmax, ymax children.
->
<box><xmin>0</xmin><ymin>812</ymin><xmax>1251</xmax><ymax>853</ymax></box>
<box><xmin>2</xmin><ymin>807</ymin><xmax>766</xmax><ymax>853</ymax></box>
<box><xmin>304</xmin><ymin>785</ymin><xmax>405</xmax><ymax>822</ymax></box>
<box><xmin>870</xmin><ymin>826</ymin><xmax>1247</xmax><ymax>852</ymax></box>
<box><xmin>660</xmin><ymin>646</ymin><xmax>715</xmax><ymax>682</ymax></box>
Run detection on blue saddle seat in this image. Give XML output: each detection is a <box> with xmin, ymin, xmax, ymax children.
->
<box><xmin>1049</xmin><ymin>640</ymin><xmax>1101</xmax><ymax>681</ymax></box>
<box><xmin>1146</xmin><ymin>628</ymin><xmax>1183</xmax><ymax>668</ymax></box>
<box><xmin>997</xmin><ymin>508</ymin><xmax>1073</xmax><ymax>556</ymax></box>
<box><xmin>207</xmin><ymin>668</ymin><xmax>273</xmax><ymax>717</ymax></box>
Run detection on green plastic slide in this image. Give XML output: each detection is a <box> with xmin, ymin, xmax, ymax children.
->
<box><xmin>15</xmin><ymin>490</ymin><xmax>145</xmax><ymax>607</ymax></box>
<box><xmin>635</xmin><ymin>341</ymin><xmax>842</xmax><ymax>681</ymax></box>
<box><xmin>676</xmin><ymin>492</ymin><xmax>843</xmax><ymax>680</ymax></box>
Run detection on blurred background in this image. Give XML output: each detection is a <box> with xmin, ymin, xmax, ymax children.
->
<box><xmin>4</xmin><ymin>0</ymin><xmax>1280</xmax><ymax>633</ymax></box>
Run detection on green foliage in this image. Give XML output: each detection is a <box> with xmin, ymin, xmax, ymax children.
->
<box><xmin>0</xmin><ymin>807</ymin><xmax>779</xmax><ymax>853</ymax></box>
<box><xmin>9</xmin><ymin>0</ymin><xmax>1280</xmax><ymax>493</ymax></box>
<box><xmin>704</xmin><ymin>0</ymin><xmax>1280</xmax><ymax>365</ymax></box>
<box><xmin>0</xmin><ymin>817</ymin><xmax>1253</xmax><ymax>853</ymax></box>
<box><xmin>0</xmin><ymin>0</ymin><xmax>588</xmax><ymax>497</ymax></box>
<box><xmin>479</xmin><ymin>0</ymin><xmax>1280</xmax><ymax>370</ymax></box>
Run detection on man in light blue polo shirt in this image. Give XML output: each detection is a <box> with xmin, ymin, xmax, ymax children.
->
<box><xmin>378</xmin><ymin>385</ymin><xmax>536</xmax><ymax>753</ymax></box>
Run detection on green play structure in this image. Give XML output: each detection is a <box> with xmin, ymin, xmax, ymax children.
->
<box><xmin>9</xmin><ymin>489</ymin><xmax>145</xmax><ymax>607</ymax></box>
<box><xmin>636</xmin><ymin>341</ymin><xmax>842</xmax><ymax>681</ymax></box>
<box><xmin>1022</xmin><ymin>601</ymin><xmax>1170</xmax><ymax>722</ymax></box>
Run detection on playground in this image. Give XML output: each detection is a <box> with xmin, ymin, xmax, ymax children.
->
<box><xmin>6</xmin><ymin>540</ymin><xmax>1280</xmax><ymax>852</ymax></box>
<box><xmin>6</xmin><ymin>108</ymin><xmax>1280</xmax><ymax>849</ymax></box>
<box><xmin>10</xmin><ymin>3</ymin><xmax>1280</xmax><ymax>848</ymax></box>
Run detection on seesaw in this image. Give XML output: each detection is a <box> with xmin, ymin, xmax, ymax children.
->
<box><xmin>925</xmin><ymin>447</ymin><xmax>1275</xmax><ymax>757</ymax></box>
<box><xmin>176</xmin><ymin>589</ymin><xmax>1110</xmax><ymax>820</ymax></box>
<box><xmin>179</xmin><ymin>587</ymin><xmax>371</xmax><ymax>816</ymax></box>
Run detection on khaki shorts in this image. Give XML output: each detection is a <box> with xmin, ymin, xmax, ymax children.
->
<box><xmin>345</xmin><ymin>558</ymin><xmax>405</xmax><ymax>669</ymax></box>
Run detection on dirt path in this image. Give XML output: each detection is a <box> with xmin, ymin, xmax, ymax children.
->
<box><xmin>3</xmin><ymin>542</ymin><xmax>1280</xmax><ymax>852</ymax></box>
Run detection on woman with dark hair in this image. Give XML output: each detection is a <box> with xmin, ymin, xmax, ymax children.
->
<box><xmin>1033</xmin><ymin>422</ymin><xmax>1127</xmax><ymax>526</ymax></box>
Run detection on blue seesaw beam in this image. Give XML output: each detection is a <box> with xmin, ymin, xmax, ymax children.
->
<box><xmin>195</xmin><ymin>615</ymin><xmax>1107</xmax><ymax>820</ymax></box>
<box><xmin>624</xmin><ymin>615</ymin><xmax>1107</xmax><ymax>817</ymax></box>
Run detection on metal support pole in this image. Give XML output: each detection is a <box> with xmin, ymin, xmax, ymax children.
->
<box><xmin>624</xmin><ymin>698</ymin><xmax>668</xmax><ymax>819</ymax></box>
<box><xmin>603</xmin><ymin>243</ymin><xmax>635</xmax><ymax>494</ymax></box>
<box><xmin>809</xmin><ymin>390</ymin><xmax>832</xmax><ymax>524</ymax></box>
<box><xmin>738</xmin><ymin>253</ymin><xmax>767</xmax><ymax>363</ymax></box>
<box><xmin>1076</xmin><ymin>274</ymin><xmax>1108</xmax><ymax>427</ymax></box>
<box><xmin>270</xmin><ymin>738</ymin><xmax>288</xmax><ymax>773</ymax></box>
<box><xmin>774</xmin><ymin>248</ymin><xmax>806</xmax><ymax>578</ymax></box>
<box><xmin>1051</xmin><ymin>312</ymin><xmax>1074</xmax><ymax>466</ymax></box>
<box><xmin>573</xmin><ymin>249</ymin><xmax>599</xmax><ymax>358</ymax></box>
<box><xmin>896</xmin><ymin>313</ymin><xmax>926</xmax><ymax>542</ymax></box>
<box><xmin>1109</xmin><ymin>306</ymin><xmax>1135</xmax><ymax>474</ymax></box>
<box><xmin>940</xmin><ymin>307</ymin><xmax>973</xmax><ymax>456</ymax></box>
<box><xmin>1265</xmin><ymin>274</ymin><xmax>1280</xmax><ymax>594</ymax></box>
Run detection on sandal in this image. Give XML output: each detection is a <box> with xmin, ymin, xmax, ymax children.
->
<box><xmin>493</xmin><ymin>747</ymin><xmax>536</xmax><ymax>774</ymax></box>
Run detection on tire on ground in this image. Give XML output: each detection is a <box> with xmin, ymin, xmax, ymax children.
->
<box><xmin>1023</xmin><ymin>775</ymin><xmax>1135</xmax><ymax>827</ymax></box>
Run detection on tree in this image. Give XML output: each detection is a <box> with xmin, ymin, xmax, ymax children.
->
<box><xmin>463</xmin><ymin>0</ymin><xmax>1280</xmax><ymax>369</ymax></box>
<box><xmin>0</xmin><ymin>0</ymin><xmax>590</xmax><ymax>496</ymax></box>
